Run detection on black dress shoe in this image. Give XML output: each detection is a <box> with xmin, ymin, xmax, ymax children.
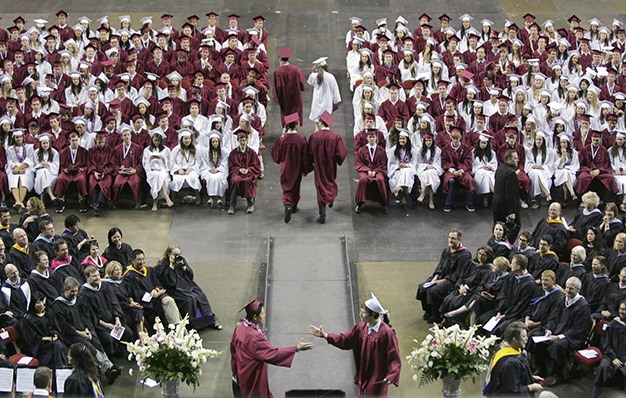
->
<box><xmin>381</xmin><ymin>204</ymin><xmax>389</xmax><ymax>214</ymax></box>
<box><xmin>328</xmin><ymin>201</ymin><xmax>334</xmax><ymax>208</ymax></box>
<box><xmin>284</xmin><ymin>207</ymin><xmax>293</xmax><ymax>223</ymax></box>
<box><xmin>354</xmin><ymin>204</ymin><xmax>363</xmax><ymax>214</ymax></box>
<box><xmin>316</xmin><ymin>216</ymin><xmax>325</xmax><ymax>224</ymax></box>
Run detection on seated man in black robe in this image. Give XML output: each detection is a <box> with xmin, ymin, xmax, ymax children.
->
<box><xmin>416</xmin><ymin>228</ymin><xmax>472</xmax><ymax>324</ymax></box>
<box><xmin>593</xmin><ymin>299</ymin><xmax>626</xmax><ymax>398</ymax></box>
<box><xmin>49</xmin><ymin>239</ymin><xmax>85</xmax><ymax>294</ymax></box>
<box><xmin>528</xmin><ymin>235</ymin><xmax>560</xmax><ymax>282</ymax></box>
<box><xmin>0</xmin><ymin>207</ymin><xmax>16</xmax><ymax>250</ymax></box>
<box><xmin>49</xmin><ymin>276</ymin><xmax>121</xmax><ymax>385</ymax></box>
<box><xmin>28</xmin><ymin>250</ymin><xmax>59</xmax><ymax>304</ymax></box>
<box><xmin>483</xmin><ymin>321</ymin><xmax>544</xmax><ymax>397</ymax></box>
<box><xmin>6</xmin><ymin>228</ymin><xmax>35</xmax><ymax>280</ymax></box>
<box><xmin>532</xmin><ymin>276</ymin><xmax>591</xmax><ymax>385</ymax></box>
<box><xmin>1</xmin><ymin>263</ymin><xmax>30</xmax><ymax>322</ymax></box>
<box><xmin>61</xmin><ymin>214</ymin><xmax>92</xmax><ymax>262</ymax></box>
<box><xmin>121</xmin><ymin>249</ymin><xmax>181</xmax><ymax>330</ymax></box>
<box><xmin>31</xmin><ymin>220</ymin><xmax>58</xmax><ymax>261</ymax></box>
<box><xmin>79</xmin><ymin>265</ymin><xmax>133</xmax><ymax>356</ymax></box>
<box><xmin>531</xmin><ymin>202</ymin><xmax>569</xmax><ymax>260</ymax></box>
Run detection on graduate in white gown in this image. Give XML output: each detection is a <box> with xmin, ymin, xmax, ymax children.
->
<box><xmin>553</xmin><ymin>133</ymin><xmax>579</xmax><ymax>203</ymax></box>
<box><xmin>525</xmin><ymin>131</ymin><xmax>556</xmax><ymax>208</ymax></box>
<box><xmin>415</xmin><ymin>132</ymin><xmax>443</xmax><ymax>209</ymax></box>
<box><xmin>7</xmin><ymin>130</ymin><xmax>35</xmax><ymax>211</ymax></box>
<box><xmin>169</xmin><ymin>129</ymin><xmax>202</xmax><ymax>204</ymax></box>
<box><xmin>471</xmin><ymin>133</ymin><xmax>497</xmax><ymax>200</ymax></box>
<box><xmin>32</xmin><ymin>134</ymin><xmax>59</xmax><ymax>202</ymax></box>
<box><xmin>142</xmin><ymin>130</ymin><xmax>174</xmax><ymax>212</ymax></box>
<box><xmin>199</xmin><ymin>132</ymin><xmax>229</xmax><ymax>208</ymax></box>
<box><xmin>387</xmin><ymin>130</ymin><xmax>418</xmax><ymax>205</ymax></box>
<box><xmin>609</xmin><ymin>131</ymin><xmax>626</xmax><ymax>209</ymax></box>
<box><xmin>308</xmin><ymin>57</ymin><xmax>341</xmax><ymax>122</ymax></box>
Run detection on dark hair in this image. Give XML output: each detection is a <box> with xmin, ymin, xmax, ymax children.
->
<box><xmin>393</xmin><ymin>135</ymin><xmax>413</xmax><ymax>161</ymax></box>
<box><xmin>503</xmin><ymin>321</ymin><xmax>527</xmax><ymax>344</ymax></box>
<box><xmin>475</xmin><ymin>245</ymin><xmax>494</xmax><ymax>263</ymax></box>
<box><xmin>63</xmin><ymin>276</ymin><xmax>79</xmax><ymax>291</ymax></box>
<box><xmin>474</xmin><ymin>141</ymin><xmax>493</xmax><ymax>162</ymax></box>
<box><xmin>362</xmin><ymin>304</ymin><xmax>380</xmax><ymax>320</ymax></box>
<box><xmin>68</xmin><ymin>343</ymin><xmax>100</xmax><ymax>382</ymax></box>
<box><xmin>504</xmin><ymin>149</ymin><xmax>517</xmax><ymax>163</ymax></box>
<box><xmin>34</xmin><ymin>250</ymin><xmax>48</xmax><ymax>264</ymax></box>
<box><xmin>540</xmin><ymin>234</ymin><xmax>553</xmax><ymax>246</ymax></box>
<box><xmin>33</xmin><ymin>366</ymin><xmax>53</xmax><ymax>389</ymax></box>
<box><xmin>246</xmin><ymin>302</ymin><xmax>264</xmax><ymax>321</ymax></box>
<box><xmin>132</xmin><ymin>248</ymin><xmax>145</xmax><ymax>260</ymax></box>
<box><xmin>107</xmin><ymin>227</ymin><xmax>123</xmax><ymax>246</ymax></box>
<box><xmin>584</xmin><ymin>226</ymin><xmax>607</xmax><ymax>259</ymax></box>
<box><xmin>54</xmin><ymin>238</ymin><xmax>68</xmax><ymax>251</ymax></box>
<box><xmin>36</xmin><ymin>142</ymin><xmax>55</xmax><ymax>163</ymax></box>
<box><xmin>519</xmin><ymin>231</ymin><xmax>532</xmax><ymax>242</ymax></box>
<box><xmin>531</xmin><ymin>135</ymin><xmax>547</xmax><ymax>162</ymax></box>
<box><xmin>449</xmin><ymin>227</ymin><xmax>462</xmax><ymax>239</ymax></box>
<box><xmin>0</xmin><ymin>207</ymin><xmax>10</xmax><ymax>215</ymax></box>
<box><xmin>64</xmin><ymin>214</ymin><xmax>80</xmax><ymax>229</ymax></box>
<box><xmin>84</xmin><ymin>265</ymin><xmax>99</xmax><ymax>278</ymax></box>
<box><xmin>493</xmin><ymin>221</ymin><xmax>508</xmax><ymax>238</ymax></box>
<box><xmin>39</xmin><ymin>219</ymin><xmax>53</xmax><ymax>233</ymax></box>
<box><xmin>28</xmin><ymin>291</ymin><xmax>46</xmax><ymax>314</ymax></box>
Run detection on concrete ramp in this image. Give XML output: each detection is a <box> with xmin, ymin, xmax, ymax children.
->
<box><xmin>266</xmin><ymin>235</ymin><xmax>357</xmax><ymax>397</ymax></box>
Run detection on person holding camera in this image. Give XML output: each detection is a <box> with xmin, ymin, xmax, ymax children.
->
<box><xmin>156</xmin><ymin>244</ymin><xmax>222</xmax><ymax>330</ymax></box>
<box><xmin>494</xmin><ymin>149</ymin><xmax>521</xmax><ymax>243</ymax></box>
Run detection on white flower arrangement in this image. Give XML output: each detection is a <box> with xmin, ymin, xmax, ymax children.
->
<box><xmin>125</xmin><ymin>315</ymin><xmax>222</xmax><ymax>388</ymax></box>
<box><xmin>406</xmin><ymin>324</ymin><xmax>499</xmax><ymax>385</ymax></box>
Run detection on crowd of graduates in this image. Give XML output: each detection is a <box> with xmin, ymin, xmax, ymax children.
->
<box><xmin>0</xmin><ymin>10</ymin><xmax>281</xmax><ymax>217</ymax></box>
<box><xmin>345</xmin><ymin>12</ymin><xmax>626</xmax><ymax>215</ymax></box>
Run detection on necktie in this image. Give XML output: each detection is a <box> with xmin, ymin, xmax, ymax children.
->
<box><xmin>370</xmin><ymin>147</ymin><xmax>374</xmax><ymax>159</ymax></box>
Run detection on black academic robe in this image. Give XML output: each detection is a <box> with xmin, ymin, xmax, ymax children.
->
<box><xmin>569</xmin><ymin>209</ymin><xmax>603</xmax><ymax>241</ymax></box>
<box><xmin>27</xmin><ymin>271</ymin><xmax>59</xmax><ymax>303</ymax></box>
<box><xmin>6</xmin><ymin>245</ymin><xmax>35</xmax><ymax>279</ymax></box>
<box><xmin>607</xmin><ymin>249</ymin><xmax>626</xmax><ymax>282</ymax></box>
<box><xmin>596</xmin><ymin>284</ymin><xmax>626</xmax><ymax>320</ymax></box>
<box><xmin>79</xmin><ymin>282</ymin><xmax>131</xmax><ymax>355</ymax></box>
<box><xmin>62</xmin><ymin>228</ymin><xmax>89</xmax><ymax>261</ymax></box>
<box><xmin>121</xmin><ymin>266</ymin><xmax>166</xmax><ymax>328</ymax></box>
<box><xmin>102</xmin><ymin>278</ymin><xmax>143</xmax><ymax>329</ymax></box>
<box><xmin>1</xmin><ymin>279</ymin><xmax>29</xmax><ymax>318</ymax></box>
<box><xmin>49</xmin><ymin>297</ymin><xmax>104</xmax><ymax>353</ymax></box>
<box><xmin>156</xmin><ymin>259</ymin><xmax>215</xmax><ymax>328</ymax></box>
<box><xmin>487</xmin><ymin>238</ymin><xmax>513</xmax><ymax>259</ymax></box>
<box><xmin>594</xmin><ymin>318</ymin><xmax>626</xmax><ymax>387</ymax></box>
<box><xmin>486</xmin><ymin>273</ymin><xmax>542</xmax><ymax>335</ymax></box>
<box><xmin>20</xmin><ymin>311</ymin><xmax>67</xmax><ymax>368</ymax></box>
<box><xmin>0</xmin><ymin>224</ymin><xmax>16</xmax><ymax>249</ymax></box>
<box><xmin>64</xmin><ymin>368</ymin><xmax>102</xmax><ymax>398</ymax></box>
<box><xmin>584</xmin><ymin>275</ymin><xmax>611</xmax><ymax>313</ymax></box>
<box><xmin>556</xmin><ymin>264</ymin><xmax>588</xmax><ymax>291</ymax></box>
<box><xmin>526</xmin><ymin>288</ymin><xmax>565</xmax><ymax>337</ymax></box>
<box><xmin>31</xmin><ymin>236</ymin><xmax>57</xmax><ymax>262</ymax></box>
<box><xmin>103</xmin><ymin>242</ymin><xmax>133</xmax><ymax>270</ymax></box>
<box><xmin>49</xmin><ymin>257</ymin><xmax>86</xmax><ymax>294</ymax></box>
<box><xmin>531</xmin><ymin>219</ymin><xmax>569</xmax><ymax>260</ymax></box>
<box><xmin>440</xmin><ymin>261</ymin><xmax>492</xmax><ymax>316</ymax></box>
<box><xmin>528</xmin><ymin>252</ymin><xmax>560</xmax><ymax>280</ymax></box>
<box><xmin>488</xmin><ymin>352</ymin><xmax>535</xmax><ymax>397</ymax></box>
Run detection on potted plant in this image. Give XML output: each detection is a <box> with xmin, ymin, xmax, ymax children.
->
<box><xmin>126</xmin><ymin>315</ymin><xmax>222</xmax><ymax>397</ymax></box>
<box><xmin>407</xmin><ymin>324</ymin><xmax>499</xmax><ymax>397</ymax></box>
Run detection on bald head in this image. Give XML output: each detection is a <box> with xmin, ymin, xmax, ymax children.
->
<box><xmin>12</xmin><ymin>228</ymin><xmax>28</xmax><ymax>246</ymax></box>
<box><xmin>547</xmin><ymin>202</ymin><xmax>562</xmax><ymax>220</ymax></box>
<box><xmin>4</xmin><ymin>264</ymin><xmax>18</xmax><ymax>282</ymax></box>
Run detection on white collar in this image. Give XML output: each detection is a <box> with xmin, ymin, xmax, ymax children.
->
<box><xmin>368</xmin><ymin>317</ymin><xmax>382</xmax><ymax>334</ymax></box>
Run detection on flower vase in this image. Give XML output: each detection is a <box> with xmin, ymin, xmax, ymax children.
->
<box><xmin>441</xmin><ymin>375</ymin><xmax>461</xmax><ymax>398</ymax></box>
<box><xmin>162</xmin><ymin>379</ymin><xmax>181</xmax><ymax>398</ymax></box>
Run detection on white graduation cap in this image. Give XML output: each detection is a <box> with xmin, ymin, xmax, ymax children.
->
<box><xmin>246</xmin><ymin>28</ymin><xmax>260</xmax><ymax>36</ymax></box>
<box><xmin>349</xmin><ymin>17</ymin><xmax>362</xmax><ymax>24</ymax></box>
<box><xmin>208</xmin><ymin>114</ymin><xmax>224</xmax><ymax>125</ymax></box>
<box><xmin>443</xmin><ymin>27</ymin><xmax>456</xmax><ymax>36</ymax></box>
<box><xmin>481</xmin><ymin>19</ymin><xmax>494</xmax><ymax>27</ymax></box>
<box><xmin>117</xmin><ymin>28</ymin><xmax>131</xmax><ymax>37</ymax></box>
<box><xmin>166</xmin><ymin>71</ymin><xmax>183</xmax><ymax>82</ymax></box>
<box><xmin>105</xmin><ymin>48</ymin><xmax>119</xmax><ymax>58</ymax></box>
<box><xmin>97</xmin><ymin>16</ymin><xmax>109</xmax><ymax>25</ymax></box>
<box><xmin>33</xmin><ymin>19</ymin><xmax>48</xmax><ymax>27</ymax></box>
<box><xmin>242</xmin><ymin>85</ymin><xmax>260</xmax><ymax>96</ymax></box>
<box><xmin>133</xmin><ymin>97</ymin><xmax>150</xmax><ymax>108</ymax></box>
<box><xmin>37</xmin><ymin>133</ymin><xmax>52</xmax><ymax>142</ymax></box>
<box><xmin>600</xmin><ymin>100</ymin><xmax>613</xmax><ymax>110</ymax></box>
<box><xmin>72</xmin><ymin>24</ymin><xmax>85</xmax><ymax>32</ymax></box>
<box><xmin>459</xmin><ymin>14</ymin><xmax>474</xmax><ymax>22</ymax></box>
<box><xmin>208</xmin><ymin>130</ymin><xmax>223</xmax><ymax>141</ymax></box>
<box><xmin>97</xmin><ymin>72</ymin><xmax>109</xmax><ymax>84</ymax></box>
<box><xmin>612</xmin><ymin>19</ymin><xmax>624</xmax><ymax>28</ymax></box>
<box><xmin>26</xmin><ymin>27</ymin><xmax>40</xmax><ymax>36</ymax></box>
<box><xmin>177</xmin><ymin>128</ymin><xmax>193</xmax><ymax>138</ymax></box>
<box><xmin>614</xmin><ymin>93</ymin><xmax>626</xmax><ymax>101</ymax></box>
<box><xmin>535</xmin><ymin>130</ymin><xmax>547</xmax><ymax>139</ymax></box>
<box><xmin>68</xmin><ymin>71</ymin><xmax>82</xmax><ymax>79</ymax></box>
<box><xmin>19</xmin><ymin>33</ymin><xmax>30</xmax><ymax>42</ymax></box>
<box><xmin>587</xmin><ymin>18</ymin><xmax>601</xmax><ymax>26</ymax></box>
<box><xmin>216</xmin><ymin>100</ymin><xmax>230</xmax><ymax>109</ymax></box>
<box><xmin>119</xmin><ymin>15</ymin><xmax>131</xmax><ymax>23</ymax></box>
<box><xmin>77</xmin><ymin>16</ymin><xmax>92</xmax><ymax>24</ymax></box>
<box><xmin>376</xmin><ymin>18</ymin><xmax>387</xmax><ymax>27</ymax></box>
<box><xmin>63</xmin><ymin>39</ymin><xmax>78</xmax><ymax>48</ymax></box>
<box><xmin>149</xmin><ymin>128</ymin><xmax>166</xmax><ymax>139</ymax></box>
<box><xmin>37</xmin><ymin>87</ymin><xmax>53</xmax><ymax>96</ymax></box>
<box><xmin>548</xmin><ymin>101</ymin><xmax>563</xmax><ymax>112</ymax></box>
<box><xmin>395</xmin><ymin>16</ymin><xmax>408</xmax><ymax>26</ymax></box>
<box><xmin>140</xmin><ymin>16</ymin><xmax>153</xmax><ymax>25</ymax></box>
<box><xmin>72</xmin><ymin>116</ymin><xmax>87</xmax><ymax>125</ymax></box>
<box><xmin>312</xmin><ymin>57</ymin><xmax>328</xmax><ymax>67</ymax></box>
<box><xmin>542</xmin><ymin>19</ymin><xmax>554</xmax><ymax>29</ymax></box>
<box><xmin>478</xmin><ymin>132</ymin><xmax>493</xmax><ymax>142</ymax></box>
<box><xmin>117</xmin><ymin>72</ymin><xmax>131</xmax><ymax>81</ymax></box>
<box><xmin>0</xmin><ymin>115</ymin><xmax>13</xmax><ymax>126</ymax></box>
<box><xmin>86</xmin><ymin>84</ymin><xmax>99</xmax><ymax>92</ymax></box>
<box><xmin>144</xmin><ymin>72</ymin><xmax>159</xmax><ymax>82</ymax></box>
<box><xmin>364</xmin><ymin>292</ymin><xmax>388</xmax><ymax>315</ymax></box>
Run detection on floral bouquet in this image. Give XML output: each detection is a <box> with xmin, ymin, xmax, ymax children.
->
<box><xmin>407</xmin><ymin>324</ymin><xmax>499</xmax><ymax>386</ymax></box>
<box><xmin>126</xmin><ymin>315</ymin><xmax>222</xmax><ymax>389</ymax></box>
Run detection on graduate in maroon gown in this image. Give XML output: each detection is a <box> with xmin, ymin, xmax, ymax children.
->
<box><xmin>307</xmin><ymin>111</ymin><xmax>348</xmax><ymax>224</ymax></box>
<box><xmin>273</xmin><ymin>48</ymin><xmax>305</xmax><ymax>125</ymax></box>
<box><xmin>54</xmin><ymin>132</ymin><xmax>89</xmax><ymax>213</ymax></box>
<box><xmin>87</xmin><ymin>132</ymin><xmax>114</xmax><ymax>216</ymax></box>
<box><xmin>111</xmin><ymin>126</ymin><xmax>144</xmax><ymax>207</ymax></box>
<box><xmin>354</xmin><ymin>130</ymin><xmax>388</xmax><ymax>214</ymax></box>
<box><xmin>228</xmin><ymin>131</ymin><xmax>261</xmax><ymax>215</ymax></box>
<box><xmin>442</xmin><ymin>127</ymin><xmax>475</xmax><ymax>212</ymax></box>
<box><xmin>578</xmin><ymin>130</ymin><xmax>618</xmax><ymax>197</ymax></box>
<box><xmin>308</xmin><ymin>293</ymin><xmax>401</xmax><ymax>397</ymax></box>
<box><xmin>230</xmin><ymin>299</ymin><xmax>314</xmax><ymax>398</ymax></box>
<box><xmin>270</xmin><ymin>113</ymin><xmax>308</xmax><ymax>223</ymax></box>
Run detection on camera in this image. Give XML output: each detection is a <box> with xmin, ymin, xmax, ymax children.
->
<box><xmin>173</xmin><ymin>254</ymin><xmax>186</xmax><ymax>267</ymax></box>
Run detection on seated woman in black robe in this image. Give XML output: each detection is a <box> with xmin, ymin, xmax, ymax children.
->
<box><xmin>18</xmin><ymin>197</ymin><xmax>53</xmax><ymax>242</ymax></box>
<box><xmin>156</xmin><ymin>244</ymin><xmax>222</xmax><ymax>330</ymax></box>
<box><xmin>584</xmin><ymin>256</ymin><xmax>611</xmax><ymax>313</ymax></box>
<box><xmin>102</xmin><ymin>227</ymin><xmax>133</xmax><ymax>270</ymax></box>
<box><xmin>487</xmin><ymin>222</ymin><xmax>514</xmax><ymax>259</ymax></box>
<box><xmin>19</xmin><ymin>292</ymin><xmax>68</xmax><ymax>369</ymax></box>
<box><xmin>582</xmin><ymin>226</ymin><xmax>608</xmax><ymax>272</ymax></box>
<box><xmin>567</xmin><ymin>191</ymin><xmax>603</xmax><ymax>241</ymax></box>
<box><xmin>598</xmin><ymin>202</ymin><xmax>624</xmax><ymax>249</ymax></box>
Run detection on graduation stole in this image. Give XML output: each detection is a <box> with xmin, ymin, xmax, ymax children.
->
<box><xmin>0</xmin><ymin>225</ymin><xmax>10</xmax><ymax>230</ymax></box>
<box><xmin>494</xmin><ymin>240</ymin><xmax>513</xmax><ymax>250</ymax></box>
<box><xmin>546</xmin><ymin>218</ymin><xmax>563</xmax><ymax>225</ymax></box>
<box><xmin>12</xmin><ymin>243</ymin><xmax>29</xmax><ymax>255</ymax></box>
<box><xmin>530</xmin><ymin>286</ymin><xmax>560</xmax><ymax>305</ymax></box>
<box><xmin>540</xmin><ymin>250</ymin><xmax>557</xmax><ymax>258</ymax></box>
<box><xmin>123</xmin><ymin>266</ymin><xmax>148</xmax><ymax>277</ymax></box>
